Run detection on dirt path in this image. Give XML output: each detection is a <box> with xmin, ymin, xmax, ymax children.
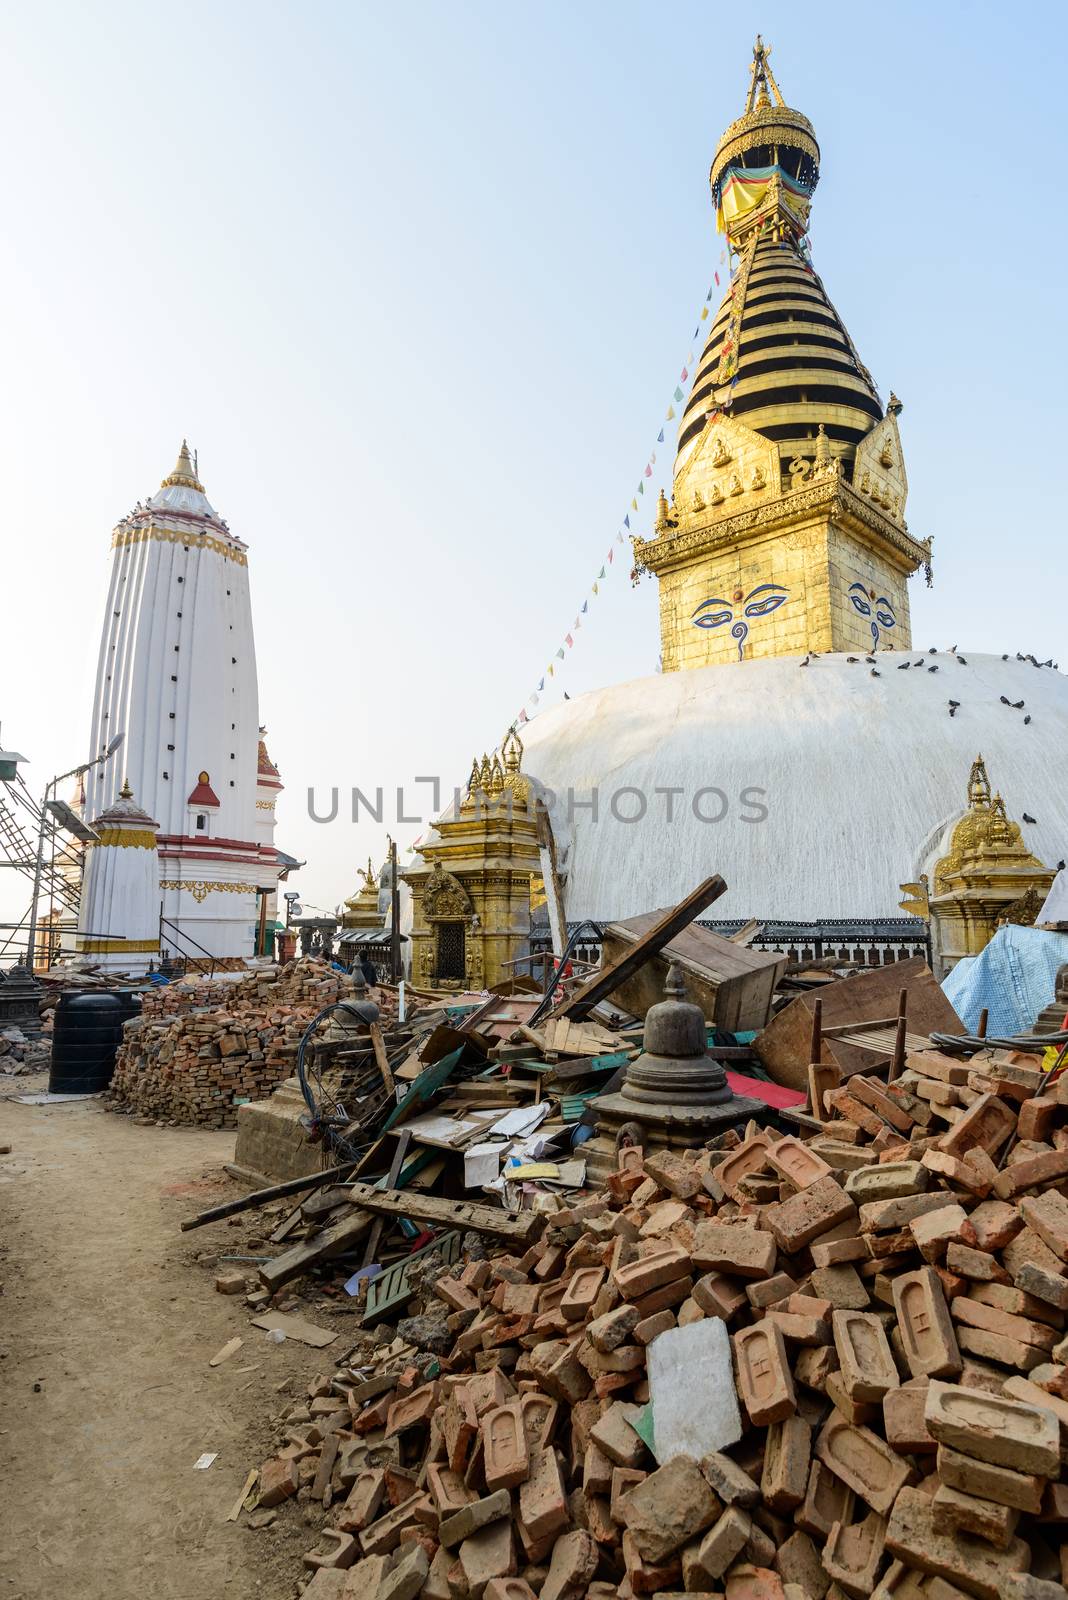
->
<box><xmin>0</xmin><ymin>1086</ymin><xmax>340</xmax><ymax>1600</ymax></box>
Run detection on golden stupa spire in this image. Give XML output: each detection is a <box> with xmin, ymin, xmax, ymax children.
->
<box><xmin>161</xmin><ymin>439</ymin><xmax>204</xmax><ymax>492</ymax></box>
<box><xmin>744</xmin><ymin>35</ymin><xmax>786</xmax><ymax>114</ymax></box>
<box><xmin>633</xmin><ymin>37</ymin><xmax>931</xmax><ymax>675</ymax></box>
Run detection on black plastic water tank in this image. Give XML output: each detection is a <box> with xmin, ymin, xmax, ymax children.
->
<box><xmin>49</xmin><ymin>991</ymin><xmax>125</xmax><ymax>1093</ymax></box>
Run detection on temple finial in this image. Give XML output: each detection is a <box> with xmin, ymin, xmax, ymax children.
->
<box><xmin>745</xmin><ymin>35</ymin><xmax>786</xmax><ymax>114</ymax></box>
<box><xmin>161</xmin><ymin>439</ymin><xmax>204</xmax><ymax>492</ymax></box>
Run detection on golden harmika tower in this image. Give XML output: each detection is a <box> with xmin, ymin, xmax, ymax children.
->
<box><xmin>635</xmin><ymin>38</ymin><xmax>932</xmax><ymax>671</ymax></box>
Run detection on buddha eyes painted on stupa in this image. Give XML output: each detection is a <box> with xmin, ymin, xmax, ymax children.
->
<box><xmin>848</xmin><ymin>582</ymin><xmax>897</xmax><ymax>648</ymax></box>
<box><xmin>691</xmin><ymin>583</ymin><xmax>788</xmax><ymax>657</ymax></box>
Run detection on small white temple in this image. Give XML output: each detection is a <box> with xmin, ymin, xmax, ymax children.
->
<box><xmin>75</xmin><ymin>783</ymin><xmax>161</xmax><ymax>972</ymax></box>
<box><xmin>80</xmin><ymin>443</ymin><xmax>288</xmax><ymax>962</ymax></box>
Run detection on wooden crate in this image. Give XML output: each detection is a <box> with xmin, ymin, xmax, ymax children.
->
<box><xmin>599</xmin><ymin>914</ymin><xmax>786</xmax><ymax>1033</ymax></box>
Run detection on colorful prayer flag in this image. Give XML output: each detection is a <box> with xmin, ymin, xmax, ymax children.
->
<box><xmin>565</xmin><ymin>634</ymin><xmax>573</xmax><ymax>648</ymax></box>
<box><xmin>556</xmin><ymin>647</ymin><xmax>565</xmax><ymax>660</ymax></box>
<box><xmin>657</xmin><ymin>429</ymin><xmax>664</xmax><ymax>444</ymax></box>
<box><xmin>616</xmin><ymin>531</ymin><xmax>625</xmax><ymax>543</ymax></box>
<box><xmin>582</xmin><ymin>599</ymin><xmax>588</xmax><ymax>612</ymax></box>
<box><xmin>714</xmin><ymin>271</ymin><xmax>720</xmax><ymax>285</ymax></box>
<box><xmin>673</xmin><ymin>386</ymin><xmax>684</xmax><ymax>402</ymax></box>
<box><xmin>538</xmin><ymin>677</ymin><xmax>544</xmax><ymax>691</ymax></box>
<box><xmin>623</xmin><ymin>514</ymin><xmax>630</xmax><ymax>529</ymax></box>
<box><xmin>519</xmin><ymin>709</ymin><xmax>528</xmax><ymax>724</ymax></box>
<box><xmin>531</xmin><ymin>692</ymin><xmax>540</xmax><ymax>705</ymax></box>
<box><xmin>637</xmin><ymin>481</ymin><xmax>644</xmax><ymax>494</ymax></box>
<box><xmin>592</xmin><ymin>581</ymin><xmax>599</xmax><ymax>594</ymax></box>
<box><xmin>701</xmin><ymin>307</ymin><xmax>709</xmax><ymax>320</ymax></box>
<box><xmin>631</xmin><ymin>497</ymin><xmax>638</xmax><ymax>510</ymax></box>
<box><xmin>666</xmin><ymin>404</ymin><xmax>675</xmax><ymax>420</ymax></box>
<box><xmin>548</xmin><ymin>663</ymin><xmax>555</xmax><ymax>676</ymax></box>
<box><xmin>607</xmin><ymin>548</ymin><xmax>614</xmax><ymax>564</ymax></box>
<box><xmin>598</xmin><ymin>567</ymin><xmax>606</xmax><ymax>579</ymax></box>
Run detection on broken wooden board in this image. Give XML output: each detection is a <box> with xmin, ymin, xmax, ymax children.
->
<box><xmin>362</xmin><ymin>1229</ymin><xmax>463</xmax><ymax>1326</ymax></box>
<box><xmin>367</xmin><ymin>1022</ymin><xmax>395</xmax><ymax>1095</ymax></box>
<box><xmin>600</xmin><ymin>913</ymin><xmax>785</xmax><ymax>1032</ymax></box>
<box><xmin>250</xmin><ymin>1311</ymin><xmax>338</xmax><ymax>1348</ymax></box>
<box><xmin>342</xmin><ymin>1181</ymin><xmax>546</xmax><ymax>1245</ymax></box>
<box><xmin>540</xmin><ymin>1016</ymin><xmax>627</xmax><ymax>1057</ymax></box>
<box><xmin>382</xmin><ymin>1048</ymin><xmax>465</xmax><ymax>1131</ymax></box>
<box><xmin>258</xmin><ymin>1210</ymin><xmax>373</xmax><ymax>1291</ymax></box>
<box><xmin>181</xmin><ymin>1159</ymin><xmax>364</xmax><ymax>1232</ymax></box>
<box><xmin>549</xmin><ymin>874</ymin><xmax>728</xmax><ymax>1020</ymax></box>
<box><xmin>361</xmin><ymin>1129</ymin><xmax>412</xmax><ymax>1270</ymax></box>
<box><xmin>227</xmin><ymin>1469</ymin><xmax>258</xmax><ymax>1521</ymax></box>
<box><xmin>753</xmin><ymin>957</ymin><xmax>964</xmax><ymax>1091</ymax></box>
<box><xmin>209</xmin><ymin>1336</ymin><xmax>244</xmax><ymax>1367</ymax></box>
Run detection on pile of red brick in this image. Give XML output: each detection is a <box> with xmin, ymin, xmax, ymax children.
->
<box><xmin>245</xmin><ymin>1043</ymin><xmax>1068</xmax><ymax>1600</ymax></box>
<box><xmin>108</xmin><ymin>960</ymin><xmax>359</xmax><ymax>1127</ymax></box>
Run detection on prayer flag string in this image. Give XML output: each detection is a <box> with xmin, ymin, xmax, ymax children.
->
<box><xmin>510</xmin><ymin>278</ymin><xmax>729</xmax><ymax>728</ymax></box>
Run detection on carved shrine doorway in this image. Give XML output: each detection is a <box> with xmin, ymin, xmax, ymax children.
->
<box><xmin>435</xmin><ymin>921</ymin><xmax>466</xmax><ymax>982</ymax></box>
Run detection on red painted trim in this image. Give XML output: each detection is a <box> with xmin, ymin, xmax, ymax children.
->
<box><xmin>158</xmin><ymin>833</ymin><xmax>269</xmax><ymax>853</ymax></box>
<box><xmin>158</xmin><ymin>849</ymin><xmax>280</xmax><ymax>867</ymax></box>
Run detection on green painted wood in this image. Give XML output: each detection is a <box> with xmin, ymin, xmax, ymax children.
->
<box><xmin>382</xmin><ymin>1048</ymin><xmax>464</xmax><ymax>1131</ymax></box>
<box><xmin>362</xmin><ymin>1229</ymin><xmax>462</xmax><ymax>1325</ymax></box>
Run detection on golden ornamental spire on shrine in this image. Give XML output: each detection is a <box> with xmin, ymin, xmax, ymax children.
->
<box><xmin>633</xmin><ymin>37</ymin><xmax>931</xmax><ymax>673</ymax></box>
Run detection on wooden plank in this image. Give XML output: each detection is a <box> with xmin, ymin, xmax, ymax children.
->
<box><xmin>209</xmin><ymin>1336</ymin><xmax>244</xmax><ymax>1367</ymax></box>
<box><xmin>258</xmin><ymin>1210</ymin><xmax>373</xmax><ymax>1291</ymax></box>
<box><xmin>227</xmin><ymin>1469</ymin><xmax>258</xmax><ymax>1522</ymax></box>
<box><xmin>368</xmin><ymin>1023</ymin><xmax>395</xmax><ymax>1094</ymax></box>
<box><xmin>301</xmin><ymin>1186</ymin><xmax>355</xmax><ymax>1220</ymax></box>
<box><xmin>754</xmin><ymin>957</ymin><xmax>963</xmax><ymax>1091</ymax></box>
<box><xmin>269</xmin><ymin>1199</ymin><xmax>311</xmax><ymax>1246</ymax></box>
<box><xmin>361</xmin><ymin>1129</ymin><xmax>412</xmax><ymax>1269</ymax></box>
<box><xmin>343</xmin><ymin>1181</ymin><xmax>545</xmax><ymax>1244</ymax></box>
<box><xmin>382</xmin><ymin>1048</ymin><xmax>464</xmax><ymax>1131</ymax></box>
<box><xmin>550</xmin><ymin>874</ymin><xmax>729</xmax><ymax>1021</ymax></box>
<box><xmin>181</xmin><ymin>1159</ymin><xmax>364</xmax><ymax>1232</ymax></box>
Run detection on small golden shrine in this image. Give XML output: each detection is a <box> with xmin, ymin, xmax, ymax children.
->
<box><xmin>341</xmin><ymin>858</ymin><xmax>381</xmax><ymax>931</ymax></box>
<box><xmin>402</xmin><ymin>731</ymin><xmax>541</xmax><ymax>991</ymax></box>
<box><xmin>633</xmin><ymin>38</ymin><xmax>932</xmax><ymax>671</ymax></box>
<box><xmin>900</xmin><ymin>755</ymin><xmax>1055</xmax><ymax>973</ymax></box>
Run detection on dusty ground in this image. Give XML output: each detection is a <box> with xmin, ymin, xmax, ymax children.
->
<box><xmin>0</xmin><ymin>1080</ymin><xmax>355</xmax><ymax>1600</ymax></box>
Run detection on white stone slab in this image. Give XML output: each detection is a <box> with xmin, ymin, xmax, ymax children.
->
<box><xmin>646</xmin><ymin>1319</ymin><xmax>742</xmax><ymax>1462</ymax></box>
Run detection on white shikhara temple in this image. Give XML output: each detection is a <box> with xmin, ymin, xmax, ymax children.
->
<box><xmin>78</xmin><ymin>443</ymin><xmax>286</xmax><ymax>964</ymax></box>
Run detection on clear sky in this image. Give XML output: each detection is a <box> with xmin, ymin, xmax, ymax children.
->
<box><xmin>1</xmin><ymin>0</ymin><xmax>1065</xmax><ymax>927</ymax></box>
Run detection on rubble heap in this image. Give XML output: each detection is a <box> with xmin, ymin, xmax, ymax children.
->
<box><xmin>109</xmin><ymin>960</ymin><xmax>360</xmax><ymax>1128</ymax></box>
<box><xmin>244</xmin><ymin>1044</ymin><xmax>1068</xmax><ymax>1600</ymax></box>
<box><xmin>0</xmin><ymin>1026</ymin><xmax>50</xmax><ymax>1075</ymax></box>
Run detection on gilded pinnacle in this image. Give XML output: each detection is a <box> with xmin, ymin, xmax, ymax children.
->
<box><xmin>161</xmin><ymin>439</ymin><xmax>205</xmax><ymax>493</ymax></box>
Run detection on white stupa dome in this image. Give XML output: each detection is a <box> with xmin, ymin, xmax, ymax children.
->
<box><xmin>521</xmin><ymin>650</ymin><xmax>1068</xmax><ymax>922</ymax></box>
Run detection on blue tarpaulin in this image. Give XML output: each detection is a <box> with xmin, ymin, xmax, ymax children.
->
<box><xmin>942</xmin><ymin>924</ymin><xmax>1068</xmax><ymax>1036</ymax></box>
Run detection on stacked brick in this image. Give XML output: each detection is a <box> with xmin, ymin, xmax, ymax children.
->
<box><xmin>108</xmin><ymin>960</ymin><xmax>358</xmax><ymax>1128</ymax></box>
<box><xmin>251</xmin><ymin>1043</ymin><xmax>1068</xmax><ymax>1600</ymax></box>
